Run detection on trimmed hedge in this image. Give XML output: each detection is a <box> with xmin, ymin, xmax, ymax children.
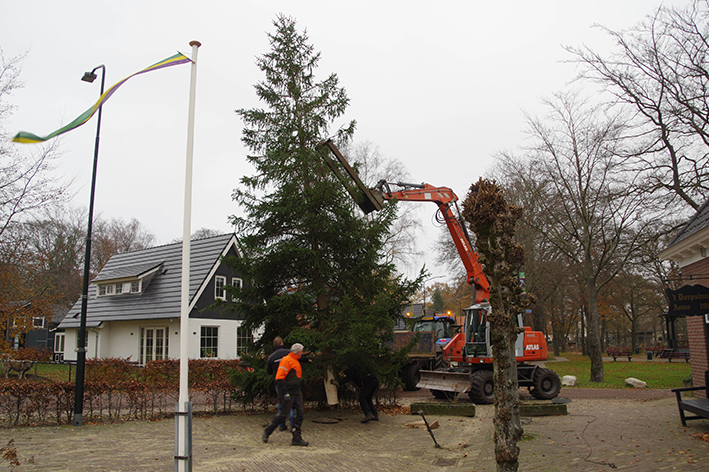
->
<box><xmin>0</xmin><ymin>358</ymin><xmax>400</xmax><ymax>428</ymax></box>
<box><xmin>0</xmin><ymin>358</ymin><xmax>248</xmax><ymax>428</ymax></box>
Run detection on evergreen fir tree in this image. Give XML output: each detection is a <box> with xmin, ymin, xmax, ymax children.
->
<box><xmin>227</xmin><ymin>15</ymin><xmax>421</xmax><ymax>393</ymax></box>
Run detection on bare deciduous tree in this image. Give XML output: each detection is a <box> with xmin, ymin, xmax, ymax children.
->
<box><xmin>0</xmin><ymin>50</ymin><xmax>67</xmax><ymax>239</ymax></box>
<box><xmin>497</xmin><ymin>91</ymin><xmax>653</xmax><ymax>382</ymax></box>
<box><xmin>342</xmin><ymin>140</ymin><xmax>423</xmax><ymax>270</ymax></box>
<box><xmin>567</xmin><ymin>0</ymin><xmax>709</xmax><ymax>210</ymax></box>
<box><xmin>21</xmin><ymin>207</ymin><xmax>87</xmax><ymax>307</ymax></box>
<box><xmin>170</xmin><ymin>227</ymin><xmax>225</xmax><ymax>244</ymax></box>
<box><xmin>91</xmin><ymin>217</ymin><xmax>155</xmax><ymax>273</ymax></box>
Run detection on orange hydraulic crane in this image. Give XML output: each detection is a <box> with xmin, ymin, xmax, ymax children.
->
<box><xmin>320</xmin><ymin>139</ymin><xmax>490</xmax><ymax>304</ymax></box>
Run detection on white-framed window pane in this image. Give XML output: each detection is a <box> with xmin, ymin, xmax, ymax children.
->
<box><xmin>140</xmin><ymin>327</ymin><xmax>169</xmax><ymax>365</ymax></box>
<box><xmin>99</xmin><ymin>285</ymin><xmax>106</xmax><ymax>296</ymax></box>
<box><xmin>231</xmin><ymin>277</ymin><xmax>243</xmax><ymax>301</ymax></box>
<box><xmin>200</xmin><ymin>326</ymin><xmax>219</xmax><ymax>358</ymax></box>
<box><xmin>155</xmin><ymin>328</ymin><xmax>164</xmax><ymax>360</ymax></box>
<box><xmin>236</xmin><ymin>326</ymin><xmax>251</xmax><ymax>358</ymax></box>
<box><xmin>33</xmin><ymin>317</ymin><xmax>45</xmax><ymax>329</ymax></box>
<box><xmin>215</xmin><ymin>276</ymin><xmax>226</xmax><ymax>301</ymax></box>
<box><xmin>106</xmin><ymin>284</ymin><xmax>114</xmax><ymax>295</ymax></box>
<box><xmin>131</xmin><ymin>281</ymin><xmax>140</xmax><ymax>293</ymax></box>
<box><xmin>54</xmin><ymin>333</ymin><xmax>65</xmax><ymax>353</ymax></box>
<box><xmin>145</xmin><ymin>329</ymin><xmax>154</xmax><ymax>363</ymax></box>
<box><xmin>115</xmin><ymin>283</ymin><xmax>122</xmax><ymax>294</ymax></box>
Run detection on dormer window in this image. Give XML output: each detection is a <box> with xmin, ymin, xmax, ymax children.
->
<box><xmin>94</xmin><ymin>261</ymin><xmax>162</xmax><ymax>297</ymax></box>
<box><xmin>98</xmin><ymin>282</ymin><xmax>134</xmax><ymax>297</ymax></box>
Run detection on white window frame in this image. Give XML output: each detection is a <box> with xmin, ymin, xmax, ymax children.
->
<box><xmin>231</xmin><ymin>277</ymin><xmax>243</xmax><ymax>302</ymax></box>
<box><xmin>200</xmin><ymin>326</ymin><xmax>219</xmax><ymax>358</ymax></box>
<box><xmin>54</xmin><ymin>333</ymin><xmax>65</xmax><ymax>353</ymax></box>
<box><xmin>215</xmin><ymin>276</ymin><xmax>227</xmax><ymax>301</ymax></box>
<box><xmin>32</xmin><ymin>317</ymin><xmax>46</xmax><ymax>329</ymax></box>
<box><xmin>236</xmin><ymin>326</ymin><xmax>251</xmax><ymax>358</ymax></box>
<box><xmin>140</xmin><ymin>327</ymin><xmax>169</xmax><ymax>365</ymax></box>
<box><xmin>98</xmin><ymin>280</ymin><xmax>141</xmax><ymax>296</ymax></box>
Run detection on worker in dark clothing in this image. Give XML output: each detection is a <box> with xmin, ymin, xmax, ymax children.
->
<box><xmin>262</xmin><ymin>343</ymin><xmax>309</xmax><ymax>446</ymax></box>
<box><xmin>266</xmin><ymin>337</ymin><xmax>292</xmax><ymax>431</ymax></box>
<box><xmin>343</xmin><ymin>365</ymin><xmax>379</xmax><ymax>423</ymax></box>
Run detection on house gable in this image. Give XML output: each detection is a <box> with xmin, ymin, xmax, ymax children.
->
<box><xmin>192</xmin><ymin>243</ymin><xmax>243</xmax><ymax>320</ymax></box>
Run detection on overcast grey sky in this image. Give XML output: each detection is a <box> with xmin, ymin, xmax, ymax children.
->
<box><xmin>1</xmin><ymin>0</ymin><xmax>689</xmax><ymax>279</ymax></box>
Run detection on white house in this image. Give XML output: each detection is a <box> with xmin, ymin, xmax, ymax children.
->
<box><xmin>58</xmin><ymin>234</ymin><xmax>251</xmax><ymax>364</ymax></box>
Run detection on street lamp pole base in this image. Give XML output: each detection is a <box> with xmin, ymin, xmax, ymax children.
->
<box><xmin>73</xmin><ymin>413</ymin><xmax>83</xmax><ymax>427</ymax></box>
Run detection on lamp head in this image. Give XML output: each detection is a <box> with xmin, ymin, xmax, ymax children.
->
<box><xmin>81</xmin><ymin>71</ymin><xmax>97</xmax><ymax>83</ymax></box>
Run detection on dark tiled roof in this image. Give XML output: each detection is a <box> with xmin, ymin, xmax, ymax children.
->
<box><xmin>59</xmin><ymin>234</ymin><xmax>237</xmax><ymax>329</ymax></box>
<box><xmin>668</xmin><ymin>199</ymin><xmax>709</xmax><ymax>246</ymax></box>
<box><xmin>51</xmin><ymin>305</ymin><xmax>68</xmax><ymax>325</ymax></box>
<box><xmin>92</xmin><ymin>261</ymin><xmax>164</xmax><ymax>282</ymax></box>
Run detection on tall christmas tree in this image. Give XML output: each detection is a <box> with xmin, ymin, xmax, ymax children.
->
<box><xmin>228</xmin><ymin>15</ymin><xmax>421</xmax><ymax>390</ymax></box>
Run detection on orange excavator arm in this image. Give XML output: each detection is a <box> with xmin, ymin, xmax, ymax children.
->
<box><xmin>375</xmin><ymin>181</ymin><xmax>490</xmax><ymax>303</ymax></box>
<box><xmin>320</xmin><ymin>139</ymin><xmax>490</xmax><ymax>303</ymax></box>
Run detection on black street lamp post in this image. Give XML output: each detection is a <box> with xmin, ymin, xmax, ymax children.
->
<box><xmin>422</xmin><ymin>275</ymin><xmax>444</xmax><ymax>316</ymax></box>
<box><xmin>73</xmin><ymin>64</ymin><xmax>105</xmax><ymax>427</ymax></box>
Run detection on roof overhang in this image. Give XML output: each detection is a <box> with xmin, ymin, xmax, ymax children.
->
<box><xmin>92</xmin><ymin>261</ymin><xmax>164</xmax><ymax>284</ymax></box>
<box><xmin>658</xmin><ymin>227</ymin><xmax>709</xmax><ymax>267</ymax></box>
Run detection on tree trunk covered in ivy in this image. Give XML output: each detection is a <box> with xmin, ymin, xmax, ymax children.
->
<box><xmin>226</xmin><ymin>15</ymin><xmax>421</xmax><ymax>397</ymax></box>
<box><xmin>463</xmin><ymin>179</ymin><xmax>526</xmax><ymax>472</ymax></box>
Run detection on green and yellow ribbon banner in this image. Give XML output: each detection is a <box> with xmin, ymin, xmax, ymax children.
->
<box><xmin>13</xmin><ymin>52</ymin><xmax>191</xmax><ymax>144</ymax></box>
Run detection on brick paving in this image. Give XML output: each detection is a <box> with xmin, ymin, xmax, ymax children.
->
<box><xmin>1</xmin><ymin>388</ymin><xmax>708</xmax><ymax>471</ymax></box>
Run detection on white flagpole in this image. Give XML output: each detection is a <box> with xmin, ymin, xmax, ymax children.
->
<box><xmin>176</xmin><ymin>39</ymin><xmax>200</xmax><ymax>472</ymax></box>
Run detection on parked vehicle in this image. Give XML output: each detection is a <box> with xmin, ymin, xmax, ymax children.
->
<box><xmin>392</xmin><ymin>315</ymin><xmax>457</xmax><ymax>390</ymax></box>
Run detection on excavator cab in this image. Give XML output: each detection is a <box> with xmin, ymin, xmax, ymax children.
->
<box><xmin>463</xmin><ymin>304</ymin><xmax>491</xmax><ymax>358</ymax></box>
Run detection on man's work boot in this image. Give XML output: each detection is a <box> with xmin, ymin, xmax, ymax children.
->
<box><xmin>291</xmin><ymin>432</ymin><xmax>309</xmax><ymax>447</ymax></box>
<box><xmin>278</xmin><ymin>424</ymin><xmax>288</xmax><ymax>431</ymax></box>
<box><xmin>262</xmin><ymin>429</ymin><xmax>270</xmax><ymax>443</ymax></box>
<box><xmin>372</xmin><ymin>413</ymin><xmax>379</xmax><ymax>421</ymax></box>
<box><xmin>361</xmin><ymin>413</ymin><xmax>376</xmax><ymax>423</ymax></box>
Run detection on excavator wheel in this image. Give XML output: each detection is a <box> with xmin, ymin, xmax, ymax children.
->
<box><xmin>529</xmin><ymin>368</ymin><xmax>561</xmax><ymax>400</ymax></box>
<box><xmin>468</xmin><ymin>370</ymin><xmax>494</xmax><ymax>404</ymax></box>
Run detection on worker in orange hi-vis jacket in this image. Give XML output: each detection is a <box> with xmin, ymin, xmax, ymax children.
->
<box><xmin>262</xmin><ymin>343</ymin><xmax>309</xmax><ymax>446</ymax></box>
